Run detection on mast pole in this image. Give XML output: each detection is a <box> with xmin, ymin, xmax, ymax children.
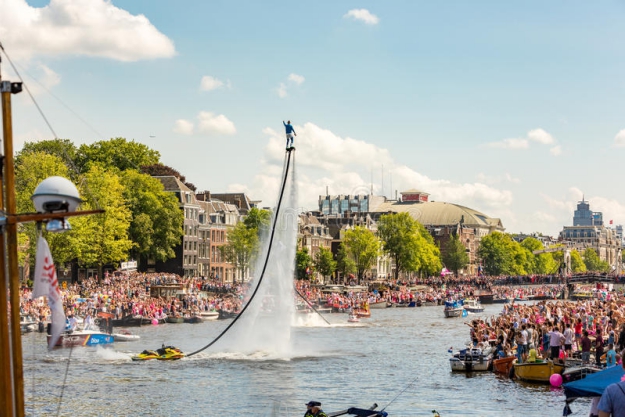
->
<box><xmin>2</xmin><ymin>72</ymin><xmax>25</xmax><ymax>416</ymax></box>
<box><xmin>0</xmin><ymin>76</ymin><xmax>16</xmax><ymax>416</ymax></box>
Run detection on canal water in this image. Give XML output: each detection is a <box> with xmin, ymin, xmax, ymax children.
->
<box><xmin>21</xmin><ymin>303</ymin><xmax>587</xmax><ymax>417</ymax></box>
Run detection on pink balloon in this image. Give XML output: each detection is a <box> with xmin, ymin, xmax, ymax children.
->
<box><xmin>550</xmin><ymin>373</ymin><xmax>563</xmax><ymax>387</ymax></box>
<box><xmin>151</xmin><ymin>318</ymin><xmax>158</xmax><ymax>325</ymax></box>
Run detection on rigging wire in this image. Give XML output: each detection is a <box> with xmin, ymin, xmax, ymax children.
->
<box><xmin>379</xmin><ymin>374</ymin><xmax>419</xmax><ymax>414</ymax></box>
<box><xmin>0</xmin><ymin>41</ymin><xmax>102</xmax><ymax>210</ymax></box>
<box><xmin>186</xmin><ymin>149</ymin><xmax>294</xmax><ymax>358</ymax></box>
<box><xmin>293</xmin><ymin>285</ymin><xmax>331</xmax><ymax>326</ymax></box>
<box><xmin>56</xmin><ymin>344</ymin><xmax>74</xmax><ymax>417</ymax></box>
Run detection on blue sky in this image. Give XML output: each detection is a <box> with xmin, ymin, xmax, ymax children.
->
<box><xmin>1</xmin><ymin>0</ymin><xmax>624</xmax><ymax>237</ymax></box>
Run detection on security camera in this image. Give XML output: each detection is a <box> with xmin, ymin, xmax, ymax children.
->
<box><xmin>31</xmin><ymin>176</ymin><xmax>82</xmax><ymax>213</ymax></box>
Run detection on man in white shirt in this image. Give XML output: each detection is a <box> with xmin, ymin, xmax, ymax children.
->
<box><xmin>563</xmin><ymin>322</ymin><xmax>575</xmax><ymax>357</ymax></box>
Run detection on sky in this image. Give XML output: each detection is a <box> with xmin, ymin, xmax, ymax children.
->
<box><xmin>0</xmin><ymin>0</ymin><xmax>624</xmax><ymax>237</ymax></box>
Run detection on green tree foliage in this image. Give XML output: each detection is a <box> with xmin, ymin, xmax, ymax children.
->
<box><xmin>478</xmin><ymin>232</ymin><xmax>527</xmax><ymax>276</ymax></box>
<box><xmin>314</xmin><ymin>246</ymin><xmax>337</xmax><ymax>282</ymax></box>
<box><xmin>220</xmin><ymin>222</ymin><xmax>258</xmax><ymax>283</ymax></box>
<box><xmin>570</xmin><ymin>250</ymin><xmax>586</xmax><ymax>273</ymax></box>
<box><xmin>141</xmin><ymin>163</ymin><xmax>196</xmax><ymax>191</ymax></box>
<box><xmin>243</xmin><ymin>207</ymin><xmax>272</xmax><ymax>238</ymax></box>
<box><xmin>583</xmin><ymin>248</ymin><xmax>610</xmax><ymax>272</ymax></box>
<box><xmin>76</xmin><ymin>137</ymin><xmax>160</xmax><ymax>173</ymax></box>
<box><xmin>296</xmin><ymin>247</ymin><xmax>314</xmax><ymax>280</ymax></box>
<box><xmin>336</xmin><ymin>243</ymin><xmax>356</xmax><ymax>282</ymax></box>
<box><xmin>377</xmin><ymin>212</ymin><xmax>420</xmax><ymax>279</ymax></box>
<box><xmin>343</xmin><ymin>226</ymin><xmax>379</xmax><ymax>282</ymax></box>
<box><xmin>519</xmin><ymin>238</ymin><xmax>559</xmax><ymax>274</ymax></box>
<box><xmin>120</xmin><ymin>170</ymin><xmax>183</xmax><ymax>264</ymax></box>
<box><xmin>413</xmin><ymin>222</ymin><xmax>442</xmax><ymax>276</ymax></box>
<box><xmin>69</xmin><ymin>166</ymin><xmax>133</xmax><ymax>280</ymax></box>
<box><xmin>442</xmin><ymin>234</ymin><xmax>469</xmax><ymax>276</ymax></box>
<box><xmin>19</xmin><ymin>139</ymin><xmax>78</xmax><ymax>174</ymax></box>
<box><xmin>14</xmin><ymin>151</ymin><xmax>75</xmax><ymax>265</ymax></box>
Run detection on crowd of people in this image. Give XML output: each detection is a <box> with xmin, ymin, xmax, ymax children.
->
<box><xmin>463</xmin><ymin>294</ymin><xmax>625</xmax><ymax>368</ymax></box>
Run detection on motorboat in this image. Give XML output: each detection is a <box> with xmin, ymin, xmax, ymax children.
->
<box><xmin>444</xmin><ymin>300</ymin><xmax>464</xmax><ymax>318</ymax></box>
<box><xmin>131</xmin><ymin>345</ymin><xmax>185</xmax><ymax>361</ymax></box>
<box><xmin>513</xmin><ymin>360</ymin><xmax>564</xmax><ymax>382</ymax></box>
<box><xmin>183</xmin><ymin>315</ymin><xmax>203</xmax><ymax>324</ymax></box>
<box><xmin>450</xmin><ymin>346</ymin><xmax>494</xmax><ymax>372</ymax></box>
<box><xmin>199</xmin><ymin>310</ymin><xmax>219</xmax><ymax>320</ymax></box>
<box><xmin>20</xmin><ymin>314</ymin><xmax>38</xmax><ymax>334</ymax></box>
<box><xmin>369</xmin><ymin>301</ymin><xmax>389</xmax><ymax>309</ymax></box>
<box><xmin>493</xmin><ymin>356</ymin><xmax>516</xmax><ymax>374</ymax></box>
<box><xmin>49</xmin><ymin>329</ymin><xmax>115</xmax><ymax>348</ymax></box>
<box><xmin>165</xmin><ymin>316</ymin><xmax>184</xmax><ymax>324</ymax></box>
<box><xmin>347</xmin><ymin>313</ymin><xmax>360</xmax><ymax>323</ymax></box>
<box><xmin>562</xmin><ymin>365</ymin><xmax>601</xmax><ymax>383</ymax></box>
<box><xmin>463</xmin><ymin>298</ymin><xmax>484</xmax><ymax>313</ymax></box>
<box><xmin>112</xmin><ymin>329</ymin><xmax>141</xmax><ymax>342</ymax></box>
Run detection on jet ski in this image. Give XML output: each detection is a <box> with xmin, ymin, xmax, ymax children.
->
<box><xmin>155</xmin><ymin>345</ymin><xmax>185</xmax><ymax>360</ymax></box>
<box><xmin>131</xmin><ymin>345</ymin><xmax>185</xmax><ymax>361</ymax></box>
<box><xmin>131</xmin><ymin>350</ymin><xmax>159</xmax><ymax>361</ymax></box>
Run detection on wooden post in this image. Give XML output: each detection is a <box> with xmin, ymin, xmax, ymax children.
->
<box><xmin>2</xmin><ymin>81</ymin><xmax>25</xmax><ymax>416</ymax></box>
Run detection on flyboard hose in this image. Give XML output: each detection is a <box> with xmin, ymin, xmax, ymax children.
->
<box><xmin>186</xmin><ymin>149</ymin><xmax>293</xmax><ymax>358</ymax></box>
<box><xmin>293</xmin><ymin>285</ymin><xmax>331</xmax><ymax>325</ymax></box>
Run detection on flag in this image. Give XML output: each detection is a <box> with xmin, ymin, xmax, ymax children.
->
<box><xmin>610</xmin><ymin>219</ymin><xmax>613</xmax><ymax>225</ymax></box>
<box><xmin>33</xmin><ymin>236</ymin><xmax>65</xmax><ymax>349</ymax></box>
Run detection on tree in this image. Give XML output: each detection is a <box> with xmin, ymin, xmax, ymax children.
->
<box><xmin>220</xmin><ymin>222</ymin><xmax>258</xmax><ymax>283</ymax></box>
<box><xmin>69</xmin><ymin>165</ymin><xmax>133</xmax><ymax>280</ymax></box>
<box><xmin>314</xmin><ymin>246</ymin><xmax>337</xmax><ymax>283</ymax></box>
<box><xmin>120</xmin><ymin>170</ymin><xmax>184</xmax><ymax>265</ymax></box>
<box><xmin>336</xmin><ymin>243</ymin><xmax>356</xmax><ymax>283</ymax></box>
<box><xmin>377</xmin><ymin>212</ymin><xmax>421</xmax><ymax>280</ymax></box>
<box><xmin>343</xmin><ymin>226</ymin><xmax>379</xmax><ymax>283</ymax></box>
<box><xmin>76</xmin><ymin>137</ymin><xmax>160</xmax><ymax>173</ymax></box>
<box><xmin>141</xmin><ymin>163</ymin><xmax>197</xmax><ymax>191</ymax></box>
<box><xmin>296</xmin><ymin>247</ymin><xmax>314</xmax><ymax>280</ymax></box>
<box><xmin>243</xmin><ymin>207</ymin><xmax>272</xmax><ymax>238</ymax></box>
<box><xmin>519</xmin><ymin>238</ymin><xmax>559</xmax><ymax>275</ymax></box>
<box><xmin>570</xmin><ymin>250</ymin><xmax>586</xmax><ymax>273</ymax></box>
<box><xmin>14</xmin><ymin>151</ymin><xmax>75</xmax><ymax>267</ymax></box>
<box><xmin>19</xmin><ymin>139</ymin><xmax>78</xmax><ymax>174</ymax></box>
<box><xmin>583</xmin><ymin>248</ymin><xmax>610</xmax><ymax>272</ymax></box>
<box><xmin>478</xmin><ymin>232</ymin><xmax>516</xmax><ymax>276</ymax></box>
<box><xmin>442</xmin><ymin>234</ymin><xmax>469</xmax><ymax>276</ymax></box>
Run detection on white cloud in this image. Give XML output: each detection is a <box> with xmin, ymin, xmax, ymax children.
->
<box><xmin>344</xmin><ymin>9</ymin><xmax>380</xmax><ymax>25</ymax></box>
<box><xmin>277</xmin><ymin>83</ymin><xmax>288</xmax><ymax>98</ymax></box>
<box><xmin>197</xmin><ymin>111</ymin><xmax>236</xmax><ymax>135</ymax></box>
<box><xmin>288</xmin><ymin>73</ymin><xmax>305</xmax><ymax>85</ymax></box>
<box><xmin>484</xmin><ymin>128</ymin><xmax>560</xmax><ymax>155</ymax></box>
<box><xmin>0</xmin><ymin>0</ymin><xmax>176</xmax><ymax>62</ymax></box>
<box><xmin>247</xmin><ymin>122</ymin><xmax>513</xmax><ymax>219</ymax></box>
<box><xmin>173</xmin><ymin>119</ymin><xmax>194</xmax><ymax>135</ymax></box>
<box><xmin>528</xmin><ymin>128</ymin><xmax>555</xmax><ymax>144</ymax></box>
<box><xmin>483</xmin><ymin>138</ymin><xmax>529</xmax><ymax>150</ymax></box>
<box><xmin>550</xmin><ymin>145</ymin><xmax>562</xmax><ymax>156</ymax></box>
<box><xmin>200</xmin><ymin>75</ymin><xmax>226</xmax><ymax>91</ymax></box>
<box><xmin>276</xmin><ymin>74</ymin><xmax>305</xmax><ymax>98</ymax></box>
<box><xmin>614</xmin><ymin>129</ymin><xmax>625</xmax><ymax>148</ymax></box>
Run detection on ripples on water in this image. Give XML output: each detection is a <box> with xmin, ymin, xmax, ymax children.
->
<box><xmin>21</xmin><ymin>304</ymin><xmax>589</xmax><ymax>416</ymax></box>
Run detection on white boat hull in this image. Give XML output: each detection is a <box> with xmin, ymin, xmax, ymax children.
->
<box><xmin>450</xmin><ymin>358</ymin><xmax>491</xmax><ymax>372</ymax></box>
<box><xmin>444</xmin><ymin>308</ymin><xmax>464</xmax><ymax>318</ymax></box>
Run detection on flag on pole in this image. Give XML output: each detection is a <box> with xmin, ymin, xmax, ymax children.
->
<box><xmin>610</xmin><ymin>219</ymin><xmax>613</xmax><ymax>225</ymax></box>
<box><xmin>33</xmin><ymin>235</ymin><xmax>65</xmax><ymax>349</ymax></box>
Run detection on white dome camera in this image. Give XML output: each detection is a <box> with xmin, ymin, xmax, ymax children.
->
<box><xmin>31</xmin><ymin>176</ymin><xmax>82</xmax><ymax>213</ymax></box>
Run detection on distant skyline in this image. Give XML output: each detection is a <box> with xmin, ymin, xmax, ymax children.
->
<box><xmin>1</xmin><ymin>0</ymin><xmax>624</xmax><ymax>237</ymax></box>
